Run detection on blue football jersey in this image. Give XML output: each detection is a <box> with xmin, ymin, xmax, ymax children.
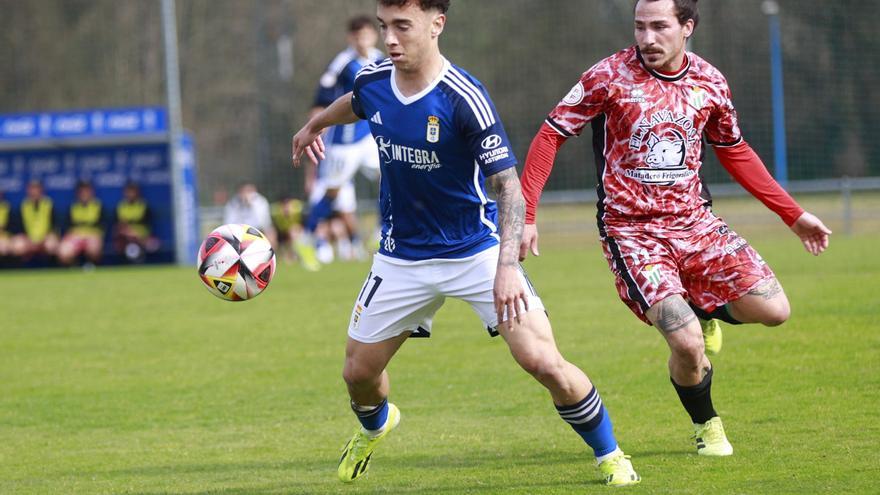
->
<box><xmin>314</xmin><ymin>47</ymin><xmax>385</xmax><ymax>145</ymax></box>
<box><xmin>352</xmin><ymin>58</ymin><xmax>518</xmax><ymax>261</ymax></box>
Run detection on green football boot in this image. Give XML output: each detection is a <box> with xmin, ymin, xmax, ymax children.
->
<box><xmin>701</xmin><ymin>318</ymin><xmax>723</xmax><ymax>355</ymax></box>
<box><xmin>598</xmin><ymin>452</ymin><xmax>641</xmax><ymax>487</ymax></box>
<box><xmin>694</xmin><ymin>416</ymin><xmax>733</xmax><ymax>456</ymax></box>
<box><xmin>337</xmin><ymin>403</ymin><xmax>401</xmax><ymax>482</ymax></box>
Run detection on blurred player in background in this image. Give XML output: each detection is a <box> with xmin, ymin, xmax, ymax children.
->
<box><xmin>306</xmin><ymin>14</ymin><xmax>384</xmax><ymax>263</ymax></box>
<box><xmin>520</xmin><ymin>0</ymin><xmax>831</xmax><ymax>457</ymax></box>
<box><xmin>0</xmin><ymin>191</ymin><xmax>11</xmax><ymax>262</ymax></box>
<box><xmin>58</xmin><ymin>180</ymin><xmax>105</xmax><ymax>266</ymax></box>
<box><xmin>11</xmin><ymin>180</ymin><xmax>59</xmax><ymax>261</ymax></box>
<box><xmin>271</xmin><ymin>194</ymin><xmax>320</xmax><ymax>270</ymax></box>
<box><xmin>223</xmin><ymin>182</ymin><xmax>278</xmax><ymax>248</ymax></box>
<box><xmin>293</xmin><ymin>0</ymin><xmax>639</xmax><ymax>487</ymax></box>
<box><xmin>114</xmin><ymin>182</ymin><xmax>159</xmax><ymax>263</ymax></box>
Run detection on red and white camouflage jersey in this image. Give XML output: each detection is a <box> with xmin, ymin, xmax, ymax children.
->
<box><xmin>545</xmin><ymin>45</ymin><xmax>742</xmax><ymax>238</ymax></box>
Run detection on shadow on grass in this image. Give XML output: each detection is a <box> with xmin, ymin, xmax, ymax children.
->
<box><xmin>79</xmin><ymin>446</ymin><xmax>587</xmax><ymax>478</ymax></box>
<box><xmin>89</xmin><ymin>448</ymin><xmax>608</xmax><ymax>494</ymax></box>
<box><xmin>76</xmin><ymin>460</ymin><xmax>304</xmax><ymax>478</ymax></box>
<box><xmin>630</xmin><ymin>448</ymin><xmax>694</xmax><ymax>459</ymax></box>
<box><xmin>126</xmin><ymin>477</ymin><xmax>593</xmax><ymax>495</ymax></box>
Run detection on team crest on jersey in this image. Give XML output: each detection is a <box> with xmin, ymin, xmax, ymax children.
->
<box><xmin>688</xmin><ymin>86</ymin><xmax>707</xmax><ymax>110</ymax></box>
<box><xmin>352</xmin><ymin>304</ymin><xmax>363</xmax><ymax>329</ymax></box>
<box><xmin>426</xmin><ymin>115</ymin><xmax>440</xmax><ymax>143</ymax></box>
<box><xmin>642</xmin><ymin>264</ymin><xmax>664</xmax><ymax>288</ymax></box>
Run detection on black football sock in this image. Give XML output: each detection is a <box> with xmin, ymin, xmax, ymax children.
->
<box><xmin>671</xmin><ymin>367</ymin><xmax>718</xmax><ymax>424</ymax></box>
<box><xmin>689</xmin><ymin>303</ymin><xmax>742</xmax><ymax>325</ymax></box>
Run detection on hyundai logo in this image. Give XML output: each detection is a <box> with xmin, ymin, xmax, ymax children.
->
<box><xmin>481</xmin><ymin>134</ymin><xmax>502</xmax><ymax>150</ymax></box>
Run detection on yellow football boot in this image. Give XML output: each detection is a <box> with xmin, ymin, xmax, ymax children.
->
<box><xmin>694</xmin><ymin>416</ymin><xmax>733</xmax><ymax>456</ymax></box>
<box><xmin>701</xmin><ymin>318</ymin><xmax>723</xmax><ymax>355</ymax></box>
<box><xmin>337</xmin><ymin>403</ymin><xmax>401</xmax><ymax>482</ymax></box>
<box><xmin>598</xmin><ymin>452</ymin><xmax>641</xmax><ymax>487</ymax></box>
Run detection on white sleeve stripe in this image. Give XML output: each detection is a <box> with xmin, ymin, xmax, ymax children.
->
<box><xmin>443</xmin><ymin>77</ymin><xmax>488</xmax><ymax>130</ymax></box>
<box><xmin>446</xmin><ymin>68</ymin><xmax>495</xmax><ymax>127</ymax></box>
<box><xmin>326</xmin><ymin>49</ymin><xmax>357</xmax><ymax>78</ymax></box>
<box><xmin>448</xmin><ymin>69</ymin><xmax>495</xmax><ymax>126</ymax></box>
<box><xmin>355</xmin><ymin>64</ymin><xmax>391</xmax><ymax>78</ymax></box>
<box><xmin>446</xmin><ymin>69</ymin><xmax>494</xmax><ymax>127</ymax></box>
<box><xmin>356</xmin><ymin>65</ymin><xmax>392</xmax><ymax>78</ymax></box>
<box><xmin>473</xmin><ymin>161</ymin><xmax>498</xmax><ymax>235</ymax></box>
<box><xmin>545</xmin><ymin>118</ymin><xmax>571</xmax><ymax>137</ymax></box>
<box><xmin>355</xmin><ymin>59</ymin><xmax>393</xmax><ymax>78</ymax></box>
<box><xmin>354</xmin><ymin>66</ymin><xmax>392</xmax><ymax>85</ymax></box>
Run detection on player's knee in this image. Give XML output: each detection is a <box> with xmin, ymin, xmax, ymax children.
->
<box><xmin>342</xmin><ymin>361</ymin><xmax>380</xmax><ymax>388</ymax></box>
<box><xmin>761</xmin><ymin>300</ymin><xmax>790</xmax><ymax>327</ymax></box>
<box><xmin>671</xmin><ymin>336</ymin><xmax>704</xmax><ymax>366</ymax></box>
<box><xmin>516</xmin><ymin>351</ymin><xmax>565</xmax><ymax>383</ymax></box>
<box><xmin>87</xmin><ymin>243</ymin><xmax>102</xmax><ymax>258</ymax></box>
<box><xmin>11</xmin><ymin>237</ymin><xmax>24</xmax><ymax>254</ymax></box>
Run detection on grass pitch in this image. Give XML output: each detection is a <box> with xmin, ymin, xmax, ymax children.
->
<box><xmin>1</xmin><ymin>195</ymin><xmax>878</xmax><ymax>494</ymax></box>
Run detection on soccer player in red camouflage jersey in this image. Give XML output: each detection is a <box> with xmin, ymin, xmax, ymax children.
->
<box><xmin>520</xmin><ymin>0</ymin><xmax>831</xmax><ymax>456</ymax></box>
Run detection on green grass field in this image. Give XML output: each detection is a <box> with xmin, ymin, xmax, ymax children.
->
<box><xmin>1</xmin><ymin>195</ymin><xmax>879</xmax><ymax>494</ymax></box>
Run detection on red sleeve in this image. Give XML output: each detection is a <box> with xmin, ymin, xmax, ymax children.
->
<box><xmin>522</xmin><ymin>122</ymin><xmax>568</xmax><ymax>224</ymax></box>
<box><xmin>713</xmin><ymin>141</ymin><xmax>803</xmax><ymax>226</ymax></box>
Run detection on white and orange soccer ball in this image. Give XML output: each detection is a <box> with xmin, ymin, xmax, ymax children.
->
<box><xmin>197</xmin><ymin>224</ymin><xmax>276</xmax><ymax>301</ymax></box>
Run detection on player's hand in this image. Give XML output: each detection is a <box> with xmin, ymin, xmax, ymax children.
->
<box><xmin>494</xmin><ymin>264</ymin><xmax>529</xmax><ymax>331</ymax></box>
<box><xmin>789</xmin><ymin>211</ymin><xmax>831</xmax><ymax>256</ymax></box>
<box><xmin>291</xmin><ymin>125</ymin><xmax>326</xmax><ymax>167</ymax></box>
<box><xmin>518</xmin><ymin>223</ymin><xmax>540</xmax><ymax>261</ymax></box>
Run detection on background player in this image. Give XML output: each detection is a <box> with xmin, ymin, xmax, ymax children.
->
<box><xmin>114</xmin><ymin>182</ymin><xmax>159</xmax><ymax>263</ymax></box>
<box><xmin>520</xmin><ymin>0</ymin><xmax>831</xmax><ymax>457</ymax></box>
<box><xmin>292</xmin><ymin>0</ymin><xmax>639</xmax><ymax>487</ymax></box>
<box><xmin>306</xmin><ymin>15</ymin><xmax>384</xmax><ymax>263</ymax></box>
<box><xmin>0</xmin><ymin>191</ymin><xmax>11</xmax><ymax>262</ymax></box>
<box><xmin>58</xmin><ymin>180</ymin><xmax>105</xmax><ymax>266</ymax></box>
<box><xmin>270</xmin><ymin>194</ymin><xmax>320</xmax><ymax>270</ymax></box>
<box><xmin>223</xmin><ymin>182</ymin><xmax>277</xmax><ymax>248</ymax></box>
<box><xmin>11</xmin><ymin>180</ymin><xmax>59</xmax><ymax>262</ymax></box>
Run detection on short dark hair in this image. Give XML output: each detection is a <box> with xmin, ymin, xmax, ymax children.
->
<box><xmin>348</xmin><ymin>15</ymin><xmax>376</xmax><ymax>33</ymax></box>
<box><xmin>638</xmin><ymin>0</ymin><xmax>699</xmax><ymax>29</ymax></box>
<box><xmin>377</xmin><ymin>0</ymin><xmax>450</xmax><ymax>14</ymax></box>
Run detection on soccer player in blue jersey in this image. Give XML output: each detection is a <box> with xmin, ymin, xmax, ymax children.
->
<box><xmin>306</xmin><ymin>15</ymin><xmax>385</xmax><ymax>262</ymax></box>
<box><xmin>292</xmin><ymin>0</ymin><xmax>640</xmax><ymax>487</ymax></box>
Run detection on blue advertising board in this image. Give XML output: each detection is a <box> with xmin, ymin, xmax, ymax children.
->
<box><xmin>0</xmin><ymin>108</ymin><xmax>167</xmax><ymax>142</ymax></box>
<box><xmin>0</xmin><ymin>107</ymin><xmax>198</xmax><ymax>267</ymax></box>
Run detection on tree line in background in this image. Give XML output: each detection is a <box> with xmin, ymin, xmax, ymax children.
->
<box><xmin>0</xmin><ymin>0</ymin><xmax>876</xmax><ymax>203</ymax></box>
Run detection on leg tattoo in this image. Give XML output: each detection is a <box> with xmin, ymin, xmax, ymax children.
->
<box><xmin>748</xmin><ymin>279</ymin><xmax>782</xmax><ymax>300</ymax></box>
<box><xmin>653</xmin><ymin>297</ymin><xmax>697</xmax><ymax>334</ymax></box>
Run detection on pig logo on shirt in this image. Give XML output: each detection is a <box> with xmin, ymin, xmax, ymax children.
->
<box><xmin>645</xmin><ymin>130</ymin><xmax>686</xmax><ymax>169</ymax></box>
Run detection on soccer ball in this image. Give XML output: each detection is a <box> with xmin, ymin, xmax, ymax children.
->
<box><xmin>197</xmin><ymin>224</ymin><xmax>276</xmax><ymax>301</ymax></box>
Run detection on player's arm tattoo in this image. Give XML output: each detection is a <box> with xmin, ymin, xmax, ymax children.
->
<box><xmin>487</xmin><ymin>168</ymin><xmax>525</xmax><ymax>267</ymax></box>
<box><xmin>748</xmin><ymin>278</ymin><xmax>783</xmax><ymax>300</ymax></box>
<box><xmin>651</xmin><ymin>297</ymin><xmax>697</xmax><ymax>334</ymax></box>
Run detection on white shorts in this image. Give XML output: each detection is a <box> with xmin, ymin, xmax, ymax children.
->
<box><xmin>322</xmin><ymin>135</ymin><xmax>380</xmax><ymax>188</ymax></box>
<box><xmin>309</xmin><ymin>180</ymin><xmax>357</xmax><ymax>214</ymax></box>
<box><xmin>347</xmin><ymin>245</ymin><xmax>545</xmax><ymax>344</ymax></box>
